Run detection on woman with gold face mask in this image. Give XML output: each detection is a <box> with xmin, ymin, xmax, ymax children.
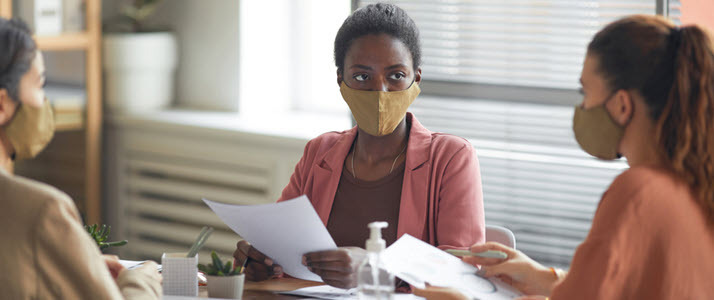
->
<box><xmin>233</xmin><ymin>3</ymin><xmax>485</xmax><ymax>289</ymax></box>
<box><xmin>414</xmin><ymin>15</ymin><xmax>714</xmax><ymax>300</ymax></box>
<box><xmin>0</xmin><ymin>18</ymin><xmax>161</xmax><ymax>299</ymax></box>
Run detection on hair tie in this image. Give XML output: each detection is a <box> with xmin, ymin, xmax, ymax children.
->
<box><xmin>670</xmin><ymin>27</ymin><xmax>683</xmax><ymax>51</ymax></box>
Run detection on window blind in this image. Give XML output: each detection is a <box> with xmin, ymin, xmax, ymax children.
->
<box><xmin>409</xmin><ymin>96</ymin><xmax>627</xmax><ymax>267</ymax></box>
<box><xmin>358</xmin><ymin>0</ymin><xmax>656</xmax><ymax>267</ymax></box>
<box><xmin>668</xmin><ymin>0</ymin><xmax>682</xmax><ymax>24</ymax></box>
<box><xmin>360</xmin><ymin>0</ymin><xmax>655</xmax><ymax>90</ymax></box>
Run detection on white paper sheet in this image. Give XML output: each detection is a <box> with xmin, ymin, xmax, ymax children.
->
<box><xmin>279</xmin><ymin>285</ymin><xmax>357</xmax><ymax>300</ymax></box>
<box><xmin>382</xmin><ymin>235</ymin><xmax>523</xmax><ymax>300</ymax></box>
<box><xmin>279</xmin><ymin>285</ymin><xmax>425</xmax><ymax>300</ymax></box>
<box><xmin>203</xmin><ymin>196</ymin><xmax>337</xmax><ymax>282</ymax></box>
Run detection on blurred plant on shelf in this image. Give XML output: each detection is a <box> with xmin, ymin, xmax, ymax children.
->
<box><xmin>104</xmin><ymin>0</ymin><xmax>166</xmax><ymax>33</ymax></box>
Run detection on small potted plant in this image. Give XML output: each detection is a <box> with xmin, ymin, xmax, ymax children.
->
<box><xmin>85</xmin><ymin>224</ymin><xmax>128</xmax><ymax>251</ymax></box>
<box><xmin>103</xmin><ymin>0</ymin><xmax>178</xmax><ymax>112</ymax></box>
<box><xmin>198</xmin><ymin>251</ymin><xmax>245</xmax><ymax>299</ymax></box>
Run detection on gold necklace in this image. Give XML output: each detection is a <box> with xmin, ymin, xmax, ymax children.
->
<box><xmin>351</xmin><ymin>142</ymin><xmax>407</xmax><ymax>179</ymax></box>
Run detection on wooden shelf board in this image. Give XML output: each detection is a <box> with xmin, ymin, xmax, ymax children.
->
<box><xmin>56</xmin><ymin>123</ymin><xmax>85</xmax><ymax>132</ymax></box>
<box><xmin>36</xmin><ymin>32</ymin><xmax>91</xmax><ymax>51</ymax></box>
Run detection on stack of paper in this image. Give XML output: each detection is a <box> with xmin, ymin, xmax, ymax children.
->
<box><xmin>204</xmin><ymin>196</ymin><xmax>522</xmax><ymax>300</ymax></box>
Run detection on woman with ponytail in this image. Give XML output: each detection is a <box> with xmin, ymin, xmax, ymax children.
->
<box><xmin>414</xmin><ymin>15</ymin><xmax>714</xmax><ymax>300</ymax></box>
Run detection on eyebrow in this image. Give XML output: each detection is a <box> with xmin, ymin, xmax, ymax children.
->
<box><xmin>349</xmin><ymin>64</ymin><xmax>373</xmax><ymax>71</ymax></box>
<box><xmin>385</xmin><ymin>64</ymin><xmax>407</xmax><ymax>70</ymax></box>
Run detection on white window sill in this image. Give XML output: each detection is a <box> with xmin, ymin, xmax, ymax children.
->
<box><xmin>107</xmin><ymin>109</ymin><xmax>353</xmax><ymax>145</ymax></box>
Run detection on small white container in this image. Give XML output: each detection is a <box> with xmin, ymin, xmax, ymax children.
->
<box><xmin>161</xmin><ymin>252</ymin><xmax>198</xmax><ymax>296</ymax></box>
<box><xmin>207</xmin><ymin>274</ymin><xmax>245</xmax><ymax>299</ymax></box>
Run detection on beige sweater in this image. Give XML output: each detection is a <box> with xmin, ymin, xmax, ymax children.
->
<box><xmin>0</xmin><ymin>170</ymin><xmax>161</xmax><ymax>299</ymax></box>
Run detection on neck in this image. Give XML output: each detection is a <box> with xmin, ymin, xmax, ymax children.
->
<box><xmin>355</xmin><ymin>116</ymin><xmax>409</xmax><ymax>164</ymax></box>
<box><xmin>621</xmin><ymin>117</ymin><xmax>666</xmax><ymax>169</ymax></box>
<box><xmin>0</xmin><ymin>130</ymin><xmax>13</xmax><ymax>173</ymax></box>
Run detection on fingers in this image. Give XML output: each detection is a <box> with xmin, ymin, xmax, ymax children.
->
<box><xmin>103</xmin><ymin>254</ymin><xmax>120</xmax><ymax>261</ymax></box>
<box><xmin>464</xmin><ymin>242</ymin><xmax>516</xmax><ymax>266</ymax></box>
<box><xmin>135</xmin><ymin>261</ymin><xmax>161</xmax><ymax>282</ymax></box>
<box><xmin>244</xmin><ymin>261</ymin><xmax>283</xmax><ymax>281</ymax></box>
<box><xmin>234</xmin><ymin>240</ymin><xmax>273</xmax><ymax>267</ymax></box>
<box><xmin>315</xmin><ymin>270</ymin><xmax>356</xmax><ymax>289</ymax></box>
<box><xmin>463</xmin><ymin>255</ymin><xmax>506</xmax><ymax>267</ymax></box>
<box><xmin>306</xmin><ymin>260</ymin><xmax>354</xmax><ymax>273</ymax></box>
<box><xmin>413</xmin><ymin>286</ymin><xmax>470</xmax><ymax>300</ymax></box>
<box><xmin>103</xmin><ymin>256</ymin><xmax>125</xmax><ymax>279</ymax></box>
<box><xmin>470</xmin><ymin>242</ymin><xmax>517</xmax><ymax>256</ymax></box>
<box><xmin>478</xmin><ymin>262</ymin><xmax>517</xmax><ymax>279</ymax></box>
<box><xmin>303</xmin><ymin>249</ymin><xmax>351</xmax><ymax>264</ymax></box>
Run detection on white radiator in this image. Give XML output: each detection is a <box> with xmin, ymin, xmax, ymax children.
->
<box><xmin>104</xmin><ymin>116</ymin><xmax>306</xmax><ymax>263</ymax></box>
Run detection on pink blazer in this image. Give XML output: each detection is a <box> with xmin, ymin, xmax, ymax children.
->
<box><xmin>278</xmin><ymin>113</ymin><xmax>485</xmax><ymax>249</ymax></box>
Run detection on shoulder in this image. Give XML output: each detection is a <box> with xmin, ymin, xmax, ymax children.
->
<box><xmin>605</xmin><ymin>166</ymin><xmax>681</xmax><ymax>201</ymax></box>
<box><xmin>597</xmin><ymin>166</ymin><xmax>694</xmax><ymax>231</ymax></box>
<box><xmin>0</xmin><ymin>172</ymin><xmax>75</xmax><ymax>214</ymax></box>
<box><xmin>430</xmin><ymin>133</ymin><xmax>476</xmax><ymax>163</ymax></box>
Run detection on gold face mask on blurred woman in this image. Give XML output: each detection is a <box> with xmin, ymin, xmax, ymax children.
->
<box><xmin>4</xmin><ymin>99</ymin><xmax>55</xmax><ymax>160</ymax></box>
<box><xmin>340</xmin><ymin>81</ymin><xmax>420</xmax><ymax>137</ymax></box>
<box><xmin>572</xmin><ymin>93</ymin><xmax>626</xmax><ymax>160</ymax></box>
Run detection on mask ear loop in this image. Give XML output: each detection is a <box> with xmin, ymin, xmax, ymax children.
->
<box><xmin>602</xmin><ymin>89</ymin><xmax>634</xmax><ymax>159</ymax></box>
<box><xmin>603</xmin><ymin>89</ymin><xmax>636</xmax><ymax>128</ymax></box>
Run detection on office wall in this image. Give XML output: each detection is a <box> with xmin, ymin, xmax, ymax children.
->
<box><xmin>681</xmin><ymin>0</ymin><xmax>714</xmax><ymax>31</ymax></box>
<box><xmin>148</xmin><ymin>0</ymin><xmax>240</xmax><ymax>111</ymax></box>
<box><xmin>100</xmin><ymin>0</ymin><xmax>241</xmax><ymax>111</ymax></box>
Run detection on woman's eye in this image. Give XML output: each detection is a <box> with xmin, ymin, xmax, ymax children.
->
<box><xmin>353</xmin><ymin>74</ymin><xmax>368</xmax><ymax>81</ymax></box>
<box><xmin>578</xmin><ymin>87</ymin><xmax>585</xmax><ymax>95</ymax></box>
<box><xmin>389</xmin><ymin>72</ymin><xmax>406</xmax><ymax>80</ymax></box>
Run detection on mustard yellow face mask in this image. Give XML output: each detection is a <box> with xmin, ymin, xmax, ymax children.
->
<box><xmin>340</xmin><ymin>81</ymin><xmax>420</xmax><ymax>137</ymax></box>
<box><xmin>4</xmin><ymin>99</ymin><xmax>55</xmax><ymax>160</ymax></box>
<box><xmin>572</xmin><ymin>93</ymin><xmax>626</xmax><ymax>160</ymax></box>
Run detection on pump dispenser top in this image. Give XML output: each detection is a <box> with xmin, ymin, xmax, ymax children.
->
<box><xmin>366</xmin><ymin>222</ymin><xmax>388</xmax><ymax>252</ymax></box>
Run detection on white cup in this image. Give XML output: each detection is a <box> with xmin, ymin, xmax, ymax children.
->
<box><xmin>161</xmin><ymin>253</ymin><xmax>198</xmax><ymax>296</ymax></box>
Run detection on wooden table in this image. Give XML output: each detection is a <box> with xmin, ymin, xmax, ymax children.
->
<box><xmin>197</xmin><ymin>278</ymin><xmax>324</xmax><ymax>299</ymax></box>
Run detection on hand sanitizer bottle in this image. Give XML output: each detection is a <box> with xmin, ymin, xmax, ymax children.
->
<box><xmin>357</xmin><ymin>221</ymin><xmax>395</xmax><ymax>300</ymax></box>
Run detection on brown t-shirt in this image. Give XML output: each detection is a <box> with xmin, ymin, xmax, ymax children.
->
<box><xmin>326</xmin><ymin>163</ymin><xmax>405</xmax><ymax>247</ymax></box>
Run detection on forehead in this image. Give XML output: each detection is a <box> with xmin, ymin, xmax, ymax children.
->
<box><xmin>581</xmin><ymin>54</ymin><xmax>603</xmax><ymax>84</ymax></box>
<box><xmin>344</xmin><ymin>33</ymin><xmax>413</xmax><ymax>67</ymax></box>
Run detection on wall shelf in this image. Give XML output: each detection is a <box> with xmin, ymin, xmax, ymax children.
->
<box><xmin>1</xmin><ymin>0</ymin><xmax>104</xmax><ymax>225</ymax></box>
<box><xmin>36</xmin><ymin>32</ymin><xmax>91</xmax><ymax>51</ymax></box>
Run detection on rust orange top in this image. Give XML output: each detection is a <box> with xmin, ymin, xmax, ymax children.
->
<box><xmin>551</xmin><ymin>166</ymin><xmax>714</xmax><ymax>299</ymax></box>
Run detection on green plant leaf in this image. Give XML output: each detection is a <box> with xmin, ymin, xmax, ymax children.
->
<box><xmin>198</xmin><ymin>264</ymin><xmax>209</xmax><ymax>274</ymax></box>
<box><xmin>223</xmin><ymin>261</ymin><xmax>232</xmax><ymax>274</ymax></box>
<box><xmin>211</xmin><ymin>251</ymin><xmax>223</xmax><ymax>273</ymax></box>
<box><xmin>208</xmin><ymin>264</ymin><xmax>218</xmax><ymax>275</ymax></box>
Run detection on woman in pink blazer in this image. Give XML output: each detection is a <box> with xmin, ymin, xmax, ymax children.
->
<box><xmin>234</xmin><ymin>3</ymin><xmax>485</xmax><ymax>288</ymax></box>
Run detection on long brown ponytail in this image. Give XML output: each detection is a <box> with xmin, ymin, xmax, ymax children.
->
<box><xmin>588</xmin><ymin>15</ymin><xmax>714</xmax><ymax>219</ymax></box>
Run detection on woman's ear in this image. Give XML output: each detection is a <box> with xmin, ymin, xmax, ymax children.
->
<box><xmin>0</xmin><ymin>89</ymin><xmax>18</xmax><ymax>126</ymax></box>
<box><xmin>336</xmin><ymin>69</ymin><xmax>343</xmax><ymax>86</ymax></box>
<box><xmin>414</xmin><ymin>67</ymin><xmax>422</xmax><ymax>84</ymax></box>
<box><xmin>608</xmin><ymin>89</ymin><xmax>634</xmax><ymax>126</ymax></box>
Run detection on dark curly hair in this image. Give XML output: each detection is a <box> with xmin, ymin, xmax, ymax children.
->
<box><xmin>334</xmin><ymin>3</ymin><xmax>421</xmax><ymax>73</ymax></box>
<box><xmin>0</xmin><ymin>18</ymin><xmax>36</xmax><ymax>102</ymax></box>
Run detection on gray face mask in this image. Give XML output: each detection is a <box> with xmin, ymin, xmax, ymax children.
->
<box><xmin>572</xmin><ymin>92</ymin><xmax>626</xmax><ymax>160</ymax></box>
